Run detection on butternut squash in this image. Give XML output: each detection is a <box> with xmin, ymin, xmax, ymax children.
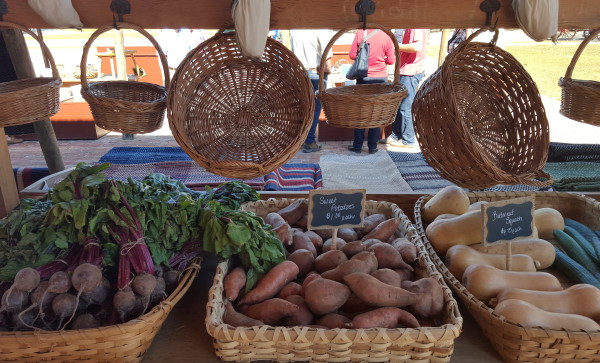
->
<box><xmin>421</xmin><ymin>186</ymin><xmax>470</xmax><ymax>223</ymax></box>
<box><xmin>470</xmin><ymin>238</ymin><xmax>554</xmax><ymax>269</ymax></box>
<box><xmin>432</xmin><ymin>213</ymin><xmax>458</xmax><ymax>222</ymax></box>
<box><xmin>491</xmin><ymin>284</ymin><xmax>600</xmax><ymax>321</ymax></box>
<box><xmin>534</xmin><ymin>208</ymin><xmax>565</xmax><ymax>240</ymax></box>
<box><xmin>446</xmin><ymin>245</ymin><xmax>539</xmax><ymax>280</ymax></box>
<box><xmin>462</xmin><ymin>264</ymin><xmax>562</xmax><ymax>304</ymax></box>
<box><xmin>467</xmin><ymin>200</ymin><xmax>488</xmax><ymax>212</ymax></box>
<box><xmin>425</xmin><ymin>210</ymin><xmax>482</xmax><ymax>255</ymax></box>
<box><xmin>494</xmin><ymin>299</ymin><xmax>600</xmax><ymax>331</ymax></box>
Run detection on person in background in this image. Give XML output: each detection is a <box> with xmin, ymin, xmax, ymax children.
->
<box><xmin>160</xmin><ymin>28</ymin><xmax>207</xmax><ymax>73</ymax></box>
<box><xmin>290</xmin><ymin>29</ymin><xmax>334</xmax><ymax>153</ymax></box>
<box><xmin>447</xmin><ymin>28</ymin><xmax>467</xmax><ymax>53</ymax></box>
<box><xmin>347</xmin><ymin>28</ymin><xmax>395</xmax><ymax>154</ymax></box>
<box><xmin>380</xmin><ymin>28</ymin><xmax>429</xmax><ymax>148</ymax></box>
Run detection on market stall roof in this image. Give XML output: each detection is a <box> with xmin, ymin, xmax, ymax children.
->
<box><xmin>3</xmin><ymin>0</ymin><xmax>600</xmax><ymax>30</ymax></box>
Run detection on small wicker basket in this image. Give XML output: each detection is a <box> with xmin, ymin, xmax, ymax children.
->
<box><xmin>414</xmin><ymin>192</ymin><xmax>600</xmax><ymax>363</ymax></box>
<box><xmin>167</xmin><ymin>31</ymin><xmax>314</xmax><ymax>179</ymax></box>
<box><xmin>559</xmin><ymin>27</ymin><xmax>600</xmax><ymax>126</ymax></box>
<box><xmin>413</xmin><ymin>28</ymin><xmax>552</xmax><ymax>190</ymax></box>
<box><xmin>0</xmin><ymin>258</ymin><xmax>200</xmax><ymax>362</ymax></box>
<box><xmin>0</xmin><ymin>22</ymin><xmax>62</xmax><ymax>128</ymax></box>
<box><xmin>205</xmin><ymin>198</ymin><xmax>462</xmax><ymax>363</ymax></box>
<box><xmin>317</xmin><ymin>23</ymin><xmax>408</xmax><ymax>129</ymax></box>
<box><xmin>80</xmin><ymin>22</ymin><xmax>170</xmax><ymax>134</ymax></box>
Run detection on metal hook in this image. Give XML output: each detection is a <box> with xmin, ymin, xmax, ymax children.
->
<box><xmin>355</xmin><ymin>0</ymin><xmax>375</xmax><ymax>30</ymax></box>
<box><xmin>110</xmin><ymin>0</ymin><xmax>131</xmax><ymax>29</ymax></box>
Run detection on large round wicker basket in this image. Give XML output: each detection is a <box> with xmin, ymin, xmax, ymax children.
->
<box><xmin>80</xmin><ymin>23</ymin><xmax>170</xmax><ymax>134</ymax></box>
<box><xmin>0</xmin><ymin>22</ymin><xmax>62</xmax><ymax>128</ymax></box>
<box><xmin>167</xmin><ymin>30</ymin><xmax>314</xmax><ymax>179</ymax></box>
<box><xmin>559</xmin><ymin>27</ymin><xmax>600</xmax><ymax>126</ymax></box>
<box><xmin>413</xmin><ymin>28</ymin><xmax>552</xmax><ymax>190</ymax></box>
<box><xmin>317</xmin><ymin>23</ymin><xmax>407</xmax><ymax>129</ymax></box>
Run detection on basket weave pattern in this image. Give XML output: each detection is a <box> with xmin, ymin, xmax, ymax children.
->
<box><xmin>80</xmin><ymin>22</ymin><xmax>170</xmax><ymax>134</ymax></box>
<box><xmin>413</xmin><ymin>29</ymin><xmax>552</xmax><ymax>189</ymax></box>
<box><xmin>168</xmin><ymin>32</ymin><xmax>314</xmax><ymax>179</ymax></box>
<box><xmin>0</xmin><ymin>259</ymin><xmax>200</xmax><ymax>362</ymax></box>
<box><xmin>0</xmin><ymin>22</ymin><xmax>61</xmax><ymax>127</ymax></box>
<box><xmin>559</xmin><ymin>27</ymin><xmax>600</xmax><ymax>126</ymax></box>
<box><xmin>317</xmin><ymin>23</ymin><xmax>408</xmax><ymax>129</ymax></box>
<box><xmin>205</xmin><ymin>198</ymin><xmax>462</xmax><ymax>363</ymax></box>
<box><xmin>414</xmin><ymin>192</ymin><xmax>600</xmax><ymax>363</ymax></box>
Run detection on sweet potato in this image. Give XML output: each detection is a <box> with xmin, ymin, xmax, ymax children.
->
<box><xmin>350</xmin><ymin>251</ymin><xmax>378</xmax><ymax>273</ymax></box>
<box><xmin>371</xmin><ymin>269</ymin><xmax>401</xmax><ymax>287</ymax></box>
<box><xmin>361</xmin><ymin>238</ymin><xmax>382</xmax><ymax>249</ymax></box>
<box><xmin>395</xmin><ymin>269</ymin><xmax>414</xmax><ymax>282</ymax></box>
<box><xmin>224</xmin><ymin>266</ymin><xmax>246</xmax><ymax>301</ymax></box>
<box><xmin>277</xmin><ymin>282</ymin><xmax>303</xmax><ymax>300</ymax></box>
<box><xmin>321</xmin><ymin>259</ymin><xmax>370</xmax><ymax>282</ymax></box>
<box><xmin>338</xmin><ymin>228</ymin><xmax>359</xmax><ymax>242</ymax></box>
<box><xmin>304</xmin><ymin>230</ymin><xmax>324</xmax><ymax>251</ymax></box>
<box><xmin>273</xmin><ymin>223</ymin><xmax>293</xmax><ymax>246</ymax></box>
<box><xmin>265</xmin><ymin>212</ymin><xmax>286</xmax><ymax>229</ymax></box>
<box><xmin>401</xmin><ymin>278</ymin><xmax>444</xmax><ymax>318</ymax></box>
<box><xmin>340</xmin><ymin>293</ymin><xmax>371</xmax><ymax>313</ymax></box>
<box><xmin>314</xmin><ymin>228</ymin><xmax>333</xmax><ymax>240</ymax></box>
<box><xmin>224</xmin><ymin>301</ymin><xmax>263</xmax><ymax>327</ymax></box>
<box><xmin>356</xmin><ymin>214</ymin><xmax>386</xmax><ymax>237</ymax></box>
<box><xmin>317</xmin><ymin>313</ymin><xmax>351</xmax><ymax>329</ymax></box>
<box><xmin>239</xmin><ymin>261</ymin><xmax>299</xmax><ymax>305</ymax></box>
<box><xmin>284</xmin><ymin>295</ymin><xmax>314</xmax><ymax>326</ymax></box>
<box><xmin>391</xmin><ymin>238</ymin><xmax>418</xmax><ymax>263</ymax></box>
<box><xmin>242</xmin><ymin>298</ymin><xmax>299</xmax><ymax>325</ymax></box>
<box><xmin>277</xmin><ymin>200</ymin><xmax>308</xmax><ymax>225</ymax></box>
<box><xmin>304</xmin><ymin>278</ymin><xmax>351</xmax><ymax>315</ymax></box>
<box><xmin>301</xmin><ymin>272</ymin><xmax>321</xmax><ymax>296</ymax></box>
<box><xmin>368</xmin><ymin>243</ymin><xmax>413</xmax><ymax>270</ymax></box>
<box><xmin>314</xmin><ymin>250</ymin><xmax>348</xmax><ymax>273</ymax></box>
<box><xmin>287</xmin><ymin>249</ymin><xmax>315</xmax><ymax>276</ymax></box>
<box><xmin>345</xmin><ymin>307</ymin><xmax>420</xmax><ymax>329</ymax></box>
<box><xmin>344</xmin><ymin>272</ymin><xmax>419</xmax><ymax>307</ymax></box>
<box><xmin>290</xmin><ymin>230</ymin><xmax>318</xmax><ymax>257</ymax></box>
<box><xmin>322</xmin><ymin>237</ymin><xmax>347</xmax><ymax>252</ymax></box>
<box><xmin>362</xmin><ymin>218</ymin><xmax>402</xmax><ymax>242</ymax></box>
<box><xmin>341</xmin><ymin>240</ymin><xmax>366</xmax><ymax>257</ymax></box>
<box><xmin>295</xmin><ymin>214</ymin><xmax>308</xmax><ymax>229</ymax></box>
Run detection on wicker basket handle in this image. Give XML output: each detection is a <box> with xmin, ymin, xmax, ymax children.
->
<box><xmin>564</xmin><ymin>27</ymin><xmax>600</xmax><ymax>80</ymax></box>
<box><xmin>459</xmin><ymin>27</ymin><xmax>500</xmax><ymax>49</ymax></box>
<box><xmin>318</xmin><ymin>23</ymin><xmax>400</xmax><ymax>93</ymax></box>
<box><xmin>80</xmin><ymin>22</ymin><xmax>170</xmax><ymax>92</ymax></box>
<box><xmin>0</xmin><ymin>21</ymin><xmax>60</xmax><ymax>80</ymax></box>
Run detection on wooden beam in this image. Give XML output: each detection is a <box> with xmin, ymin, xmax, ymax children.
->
<box><xmin>0</xmin><ymin>129</ymin><xmax>20</xmax><ymax>218</ymax></box>
<box><xmin>3</xmin><ymin>0</ymin><xmax>599</xmax><ymax>30</ymax></box>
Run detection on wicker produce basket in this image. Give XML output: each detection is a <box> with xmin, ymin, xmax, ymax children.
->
<box><xmin>205</xmin><ymin>198</ymin><xmax>462</xmax><ymax>363</ymax></box>
<box><xmin>317</xmin><ymin>23</ymin><xmax>408</xmax><ymax>129</ymax></box>
<box><xmin>80</xmin><ymin>22</ymin><xmax>170</xmax><ymax>134</ymax></box>
<box><xmin>0</xmin><ymin>22</ymin><xmax>61</xmax><ymax>128</ymax></box>
<box><xmin>0</xmin><ymin>259</ymin><xmax>200</xmax><ymax>362</ymax></box>
<box><xmin>414</xmin><ymin>191</ymin><xmax>600</xmax><ymax>363</ymax></box>
<box><xmin>167</xmin><ymin>31</ymin><xmax>314</xmax><ymax>179</ymax></box>
<box><xmin>559</xmin><ymin>27</ymin><xmax>600</xmax><ymax>126</ymax></box>
<box><xmin>413</xmin><ymin>28</ymin><xmax>552</xmax><ymax>190</ymax></box>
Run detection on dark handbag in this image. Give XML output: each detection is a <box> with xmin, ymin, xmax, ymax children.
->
<box><xmin>346</xmin><ymin>29</ymin><xmax>379</xmax><ymax>80</ymax></box>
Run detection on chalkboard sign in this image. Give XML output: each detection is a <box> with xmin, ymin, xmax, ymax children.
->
<box><xmin>482</xmin><ymin>196</ymin><xmax>535</xmax><ymax>246</ymax></box>
<box><xmin>307</xmin><ymin>189</ymin><xmax>366</xmax><ymax>229</ymax></box>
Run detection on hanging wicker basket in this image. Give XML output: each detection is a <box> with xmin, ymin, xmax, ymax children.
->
<box><xmin>167</xmin><ymin>30</ymin><xmax>314</xmax><ymax>179</ymax></box>
<box><xmin>80</xmin><ymin>22</ymin><xmax>170</xmax><ymax>134</ymax></box>
<box><xmin>413</xmin><ymin>28</ymin><xmax>552</xmax><ymax>190</ymax></box>
<box><xmin>0</xmin><ymin>22</ymin><xmax>62</xmax><ymax>128</ymax></box>
<box><xmin>559</xmin><ymin>27</ymin><xmax>600</xmax><ymax>126</ymax></box>
<box><xmin>317</xmin><ymin>23</ymin><xmax>407</xmax><ymax>129</ymax></box>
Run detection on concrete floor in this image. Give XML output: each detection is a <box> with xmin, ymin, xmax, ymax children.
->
<box><xmin>142</xmin><ymin>254</ymin><xmax>503</xmax><ymax>363</ymax></box>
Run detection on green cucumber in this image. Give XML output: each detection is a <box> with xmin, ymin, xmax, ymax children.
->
<box><xmin>554</xmin><ymin>229</ymin><xmax>600</xmax><ymax>277</ymax></box>
<box><xmin>552</xmin><ymin>249</ymin><xmax>600</xmax><ymax>288</ymax></box>
<box><xmin>563</xmin><ymin>225</ymin><xmax>600</xmax><ymax>264</ymax></box>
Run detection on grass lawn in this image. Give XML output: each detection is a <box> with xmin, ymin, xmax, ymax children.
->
<box><xmin>427</xmin><ymin>42</ymin><xmax>599</xmax><ymax>100</ymax></box>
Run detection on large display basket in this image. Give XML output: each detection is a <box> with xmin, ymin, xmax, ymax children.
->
<box><xmin>205</xmin><ymin>198</ymin><xmax>462</xmax><ymax>363</ymax></box>
<box><xmin>0</xmin><ymin>259</ymin><xmax>201</xmax><ymax>362</ymax></box>
<box><xmin>414</xmin><ymin>191</ymin><xmax>600</xmax><ymax>363</ymax></box>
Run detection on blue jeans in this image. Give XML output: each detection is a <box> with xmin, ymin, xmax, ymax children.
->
<box><xmin>306</xmin><ymin>73</ymin><xmax>327</xmax><ymax>144</ymax></box>
<box><xmin>391</xmin><ymin>73</ymin><xmax>424</xmax><ymax>145</ymax></box>
<box><xmin>353</xmin><ymin>77</ymin><xmax>387</xmax><ymax>150</ymax></box>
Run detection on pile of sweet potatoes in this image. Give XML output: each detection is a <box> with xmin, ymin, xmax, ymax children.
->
<box><xmin>221</xmin><ymin>200</ymin><xmax>446</xmax><ymax>329</ymax></box>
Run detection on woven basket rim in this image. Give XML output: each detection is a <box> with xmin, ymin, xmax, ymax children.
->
<box><xmin>206</xmin><ymin>198</ymin><xmax>462</xmax><ymax>345</ymax></box>
<box><xmin>414</xmin><ymin>192</ymin><xmax>600</xmax><ymax>339</ymax></box>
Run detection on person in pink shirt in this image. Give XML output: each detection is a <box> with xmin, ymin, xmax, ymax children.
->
<box><xmin>380</xmin><ymin>28</ymin><xmax>429</xmax><ymax>148</ymax></box>
<box><xmin>347</xmin><ymin>29</ymin><xmax>396</xmax><ymax>154</ymax></box>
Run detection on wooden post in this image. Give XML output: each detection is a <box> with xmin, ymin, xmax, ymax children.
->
<box><xmin>1</xmin><ymin>28</ymin><xmax>65</xmax><ymax>174</ymax></box>
<box><xmin>438</xmin><ymin>29</ymin><xmax>451</xmax><ymax>67</ymax></box>
<box><xmin>0</xmin><ymin>128</ymin><xmax>20</xmax><ymax>218</ymax></box>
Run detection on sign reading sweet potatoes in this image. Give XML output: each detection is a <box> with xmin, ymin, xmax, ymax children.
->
<box><xmin>307</xmin><ymin>189</ymin><xmax>366</xmax><ymax>230</ymax></box>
